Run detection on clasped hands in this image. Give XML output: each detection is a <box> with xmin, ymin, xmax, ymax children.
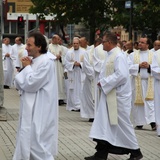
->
<box><xmin>139</xmin><ymin>61</ymin><xmax>150</xmax><ymax>69</ymax></box>
<box><xmin>74</xmin><ymin>61</ymin><xmax>81</xmax><ymax>67</ymax></box>
<box><xmin>21</xmin><ymin>56</ymin><xmax>32</xmax><ymax>67</ymax></box>
<box><xmin>56</xmin><ymin>55</ymin><xmax>61</xmax><ymax>60</ymax></box>
<box><xmin>5</xmin><ymin>53</ymin><xmax>10</xmax><ymax>57</ymax></box>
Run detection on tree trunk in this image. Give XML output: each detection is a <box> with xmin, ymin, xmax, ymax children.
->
<box><xmin>151</xmin><ymin>30</ymin><xmax>158</xmax><ymax>42</ymax></box>
<box><xmin>148</xmin><ymin>30</ymin><xmax>158</xmax><ymax>49</ymax></box>
<box><xmin>59</xmin><ymin>24</ymin><xmax>68</xmax><ymax>44</ymax></box>
<box><xmin>89</xmin><ymin>26</ymin><xmax>95</xmax><ymax>45</ymax></box>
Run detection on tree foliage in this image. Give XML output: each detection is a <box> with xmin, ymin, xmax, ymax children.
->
<box><xmin>112</xmin><ymin>0</ymin><xmax>160</xmax><ymax>41</ymax></box>
<box><xmin>29</xmin><ymin>0</ymin><xmax>160</xmax><ymax>43</ymax></box>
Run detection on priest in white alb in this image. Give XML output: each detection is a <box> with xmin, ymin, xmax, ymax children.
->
<box><xmin>93</xmin><ymin>43</ymin><xmax>106</xmax><ymax>113</ymax></box>
<box><xmin>48</xmin><ymin>34</ymin><xmax>66</xmax><ymax>105</ymax></box>
<box><xmin>13</xmin><ymin>32</ymin><xmax>58</xmax><ymax>160</ymax></box>
<box><xmin>65</xmin><ymin>37</ymin><xmax>86</xmax><ymax>111</ymax></box>
<box><xmin>85</xmin><ymin>32</ymin><xmax>143</xmax><ymax>160</ymax></box>
<box><xmin>80</xmin><ymin>38</ymin><xmax>102</xmax><ymax>122</ymax></box>
<box><xmin>128</xmin><ymin>37</ymin><xmax>156</xmax><ymax>131</ymax></box>
<box><xmin>151</xmin><ymin>49</ymin><xmax>160</xmax><ymax>137</ymax></box>
<box><xmin>2</xmin><ymin>37</ymin><xmax>15</xmax><ymax>89</ymax></box>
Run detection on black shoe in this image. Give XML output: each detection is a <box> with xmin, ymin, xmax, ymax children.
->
<box><xmin>84</xmin><ymin>155</ymin><xmax>105</xmax><ymax>160</ymax></box>
<box><xmin>150</xmin><ymin>122</ymin><xmax>156</xmax><ymax>131</ymax></box>
<box><xmin>58</xmin><ymin>100</ymin><xmax>66</xmax><ymax>106</ymax></box>
<box><xmin>127</xmin><ymin>154</ymin><xmax>143</xmax><ymax>160</ymax></box>
<box><xmin>71</xmin><ymin>109</ymin><xmax>80</xmax><ymax>112</ymax></box>
<box><xmin>4</xmin><ymin>85</ymin><xmax>10</xmax><ymax>89</ymax></box>
<box><xmin>127</xmin><ymin>149</ymin><xmax>143</xmax><ymax>160</ymax></box>
<box><xmin>135</xmin><ymin>126</ymin><xmax>143</xmax><ymax>130</ymax></box>
<box><xmin>89</xmin><ymin>118</ymin><xmax>94</xmax><ymax>122</ymax></box>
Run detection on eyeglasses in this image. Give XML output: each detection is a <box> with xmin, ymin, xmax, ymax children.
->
<box><xmin>139</xmin><ymin>41</ymin><xmax>147</xmax><ymax>44</ymax></box>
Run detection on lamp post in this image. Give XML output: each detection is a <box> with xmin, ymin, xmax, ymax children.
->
<box><xmin>129</xmin><ymin>0</ymin><xmax>133</xmax><ymax>41</ymax></box>
<box><xmin>125</xmin><ymin>0</ymin><xmax>133</xmax><ymax>41</ymax></box>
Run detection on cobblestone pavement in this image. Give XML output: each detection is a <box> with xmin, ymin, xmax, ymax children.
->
<box><xmin>0</xmin><ymin>88</ymin><xmax>160</xmax><ymax>160</ymax></box>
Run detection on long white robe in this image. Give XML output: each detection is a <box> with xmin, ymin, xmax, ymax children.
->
<box><xmin>13</xmin><ymin>54</ymin><xmax>58</xmax><ymax>160</ymax></box>
<box><xmin>48</xmin><ymin>43</ymin><xmax>66</xmax><ymax>100</ymax></box>
<box><xmin>2</xmin><ymin>43</ymin><xmax>14</xmax><ymax>86</ymax></box>
<box><xmin>80</xmin><ymin>46</ymin><xmax>95</xmax><ymax>118</ymax></box>
<box><xmin>93</xmin><ymin>44</ymin><xmax>106</xmax><ymax>113</ymax></box>
<box><xmin>65</xmin><ymin>48</ymin><xmax>85</xmax><ymax>111</ymax></box>
<box><xmin>151</xmin><ymin>49</ymin><xmax>160</xmax><ymax>136</ymax></box>
<box><xmin>61</xmin><ymin>45</ymin><xmax>69</xmax><ymax>103</ymax></box>
<box><xmin>12</xmin><ymin>43</ymin><xmax>25</xmax><ymax>81</ymax></box>
<box><xmin>128</xmin><ymin>50</ymin><xmax>155</xmax><ymax>126</ymax></box>
<box><xmin>12</xmin><ymin>43</ymin><xmax>24</xmax><ymax>67</ymax></box>
<box><xmin>15</xmin><ymin>45</ymin><xmax>28</xmax><ymax>69</ymax></box>
<box><xmin>89</xmin><ymin>47</ymin><xmax>139</xmax><ymax>149</ymax></box>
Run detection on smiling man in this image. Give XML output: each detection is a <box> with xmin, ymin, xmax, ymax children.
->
<box><xmin>128</xmin><ymin>37</ymin><xmax>156</xmax><ymax>131</ymax></box>
<box><xmin>13</xmin><ymin>32</ymin><xmax>58</xmax><ymax>160</ymax></box>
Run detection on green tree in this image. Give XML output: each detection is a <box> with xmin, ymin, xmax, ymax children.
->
<box><xmin>112</xmin><ymin>0</ymin><xmax>160</xmax><ymax>42</ymax></box>
<box><xmin>29</xmin><ymin>0</ymin><xmax>115</xmax><ymax>44</ymax></box>
<box><xmin>29</xmin><ymin>0</ymin><xmax>160</xmax><ymax>43</ymax></box>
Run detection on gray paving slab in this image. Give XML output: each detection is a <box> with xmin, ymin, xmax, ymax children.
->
<box><xmin>0</xmin><ymin>88</ymin><xmax>160</xmax><ymax>160</ymax></box>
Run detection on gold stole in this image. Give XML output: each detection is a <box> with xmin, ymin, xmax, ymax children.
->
<box><xmin>134</xmin><ymin>51</ymin><xmax>154</xmax><ymax>106</ymax></box>
<box><xmin>89</xmin><ymin>47</ymin><xmax>94</xmax><ymax>65</ymax></box>
<box><xmin>105</xmin><ymin>50</ymin><xmax>119</xmax><ymax>125</ymax></box>
<box><xmin>80</xmin><ymin>54</ymin><xmax>84</xmax><ymax>62</ymax></box>
<box><xmin>97</xmin><ymin>44</ymin><xmax>106</xmax><ymax>60</ymax></box>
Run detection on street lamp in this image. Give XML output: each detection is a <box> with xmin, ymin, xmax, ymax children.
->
<box><xmin>125</xmin><ymin>0</ymin><xmax>133</xmax><ymax>41</ymax></box>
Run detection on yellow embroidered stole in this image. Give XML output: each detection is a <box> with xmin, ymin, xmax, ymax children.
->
<box><xmin>89</xmin><ymin>47</ymin><xmax>94</xmax><ymax>65</ymax></box>
<box><xmin>97</xmin><ymin>44</ymin><xmax>106</xmax><ymax>60</ymax></box>
<box><xmin>105</xmin><ymin>49</ymin><xmax>119</xmax><ymax>125</ymax></box>
<box><xmin>134</xmin><ymin>51</ymin><xmax>154</xmax><ymax>106</ymax></box>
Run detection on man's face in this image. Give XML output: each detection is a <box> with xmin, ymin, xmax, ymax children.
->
<box><xmin>4</xmin><ymin>38</ymin><xmax>10</xmax><ymax>45</ymax></box>
<box><xmin>125</xmin><ymin>42</ymin><xmax>133</xmax><ymax>50</ymax></box>
<box><xmin>26</xmin><ymin>37</ymin><xmax>40</xmax><ymax>58</ymax></box>
<box><xmin>154</xmin><ymin>41</ymin><xmax>160</xmax><ymax>51</ymax></box>
<box><xmin>15</xmin><ymin>38</ymin><xmax>21</xmax><ymax>45</ymax></box>
<box><xmin>80</xmin><ymin>38</ymin><xmax>87</xmax><ymax>48</ymax></box>
<box><xmin>73</xmin><ymin>39</ymin><xmax>80</xmax><ymax>50</ymax></box>
<box><xmin>102</xmin><ymin>36</ymin><xmax>110</xmax><ymax>51</ymax></box>
<box><xmin>52</xmin><ymin>35</ymin><xmax>60</xmax><ymax>45</ymax></box>
<box><xmin>138</xmin><ymin>38</ymin><xmax>149</xmax><ymax>51</ymax></box>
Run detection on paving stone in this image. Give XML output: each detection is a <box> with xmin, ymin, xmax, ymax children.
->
<box><xmin>0</xmin><ymin>88</ymin><xmax>160</xmax><ymax>160</ymax></box>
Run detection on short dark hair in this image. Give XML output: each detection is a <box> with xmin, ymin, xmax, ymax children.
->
<box><xmin>103</xmin><ymin>32</ymin><xmax>117</xmax><ymax>45</ymax></box>
<box><xmin>134</xmin><ymin>41</ymin><xmax>139</xmax><ymax>45</ymax></box>
<box><xmin>94</xmin><ymin>38</ymin><xmax>102</xmax><ymax>45</ymax></box>
<box><xmin>28</xmin><ymin>32</ymin><xmax>47</xmax><ymax>54</ymax></box>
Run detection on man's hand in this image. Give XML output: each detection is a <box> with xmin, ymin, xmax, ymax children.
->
<box><xmin>21</xmin><ymin>57</ymin><xmax>32</xmax><ymax>67</ymax></box>
<box><xmin>56</xmin><ymin>55</ymin><xmax>61</xmax><ymax>60</ymax></box>
<box><xmin>5</xmin><ymin>53</ymin><xmax>10</xmax><ymax>57</ymax></box>
<box><xmin>74</xmin><ymin>61</ymin><xmax>81</xmax><ymax>66</ymax></box>
<box><xmin>97</xmin><ymin>82</ymin><xmax>101</xmax><ymax>87</ymax></box>
<box><xmin>139</xmin><ymin>61</ymin><xmax>150</xmax><ymax>69</ymax></box>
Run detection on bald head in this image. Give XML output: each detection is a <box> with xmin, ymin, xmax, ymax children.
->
<box><xmin>73</xmin><ymin>37</ymin><xmax>80</xmax><ymax>50</ymax></box>
<box><xmin>125</xmin><ymin>41</ymin><xmax>133</xmax><ymax>50</ymax></box>
<box><xmin>153</xmin><ymin>40</ymin><xmax>160</xmax><ymax>51</ymax></box>
<box><xmin>52</xmin><ymin>34</ymin><xmax>60</xmax><ymax>44</ymax></box>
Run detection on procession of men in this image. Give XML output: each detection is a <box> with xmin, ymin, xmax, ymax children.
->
<box><xmin>2</xmin><ymin>31</ymin><xmax>160</xmax><ymax>160</ymax></box>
